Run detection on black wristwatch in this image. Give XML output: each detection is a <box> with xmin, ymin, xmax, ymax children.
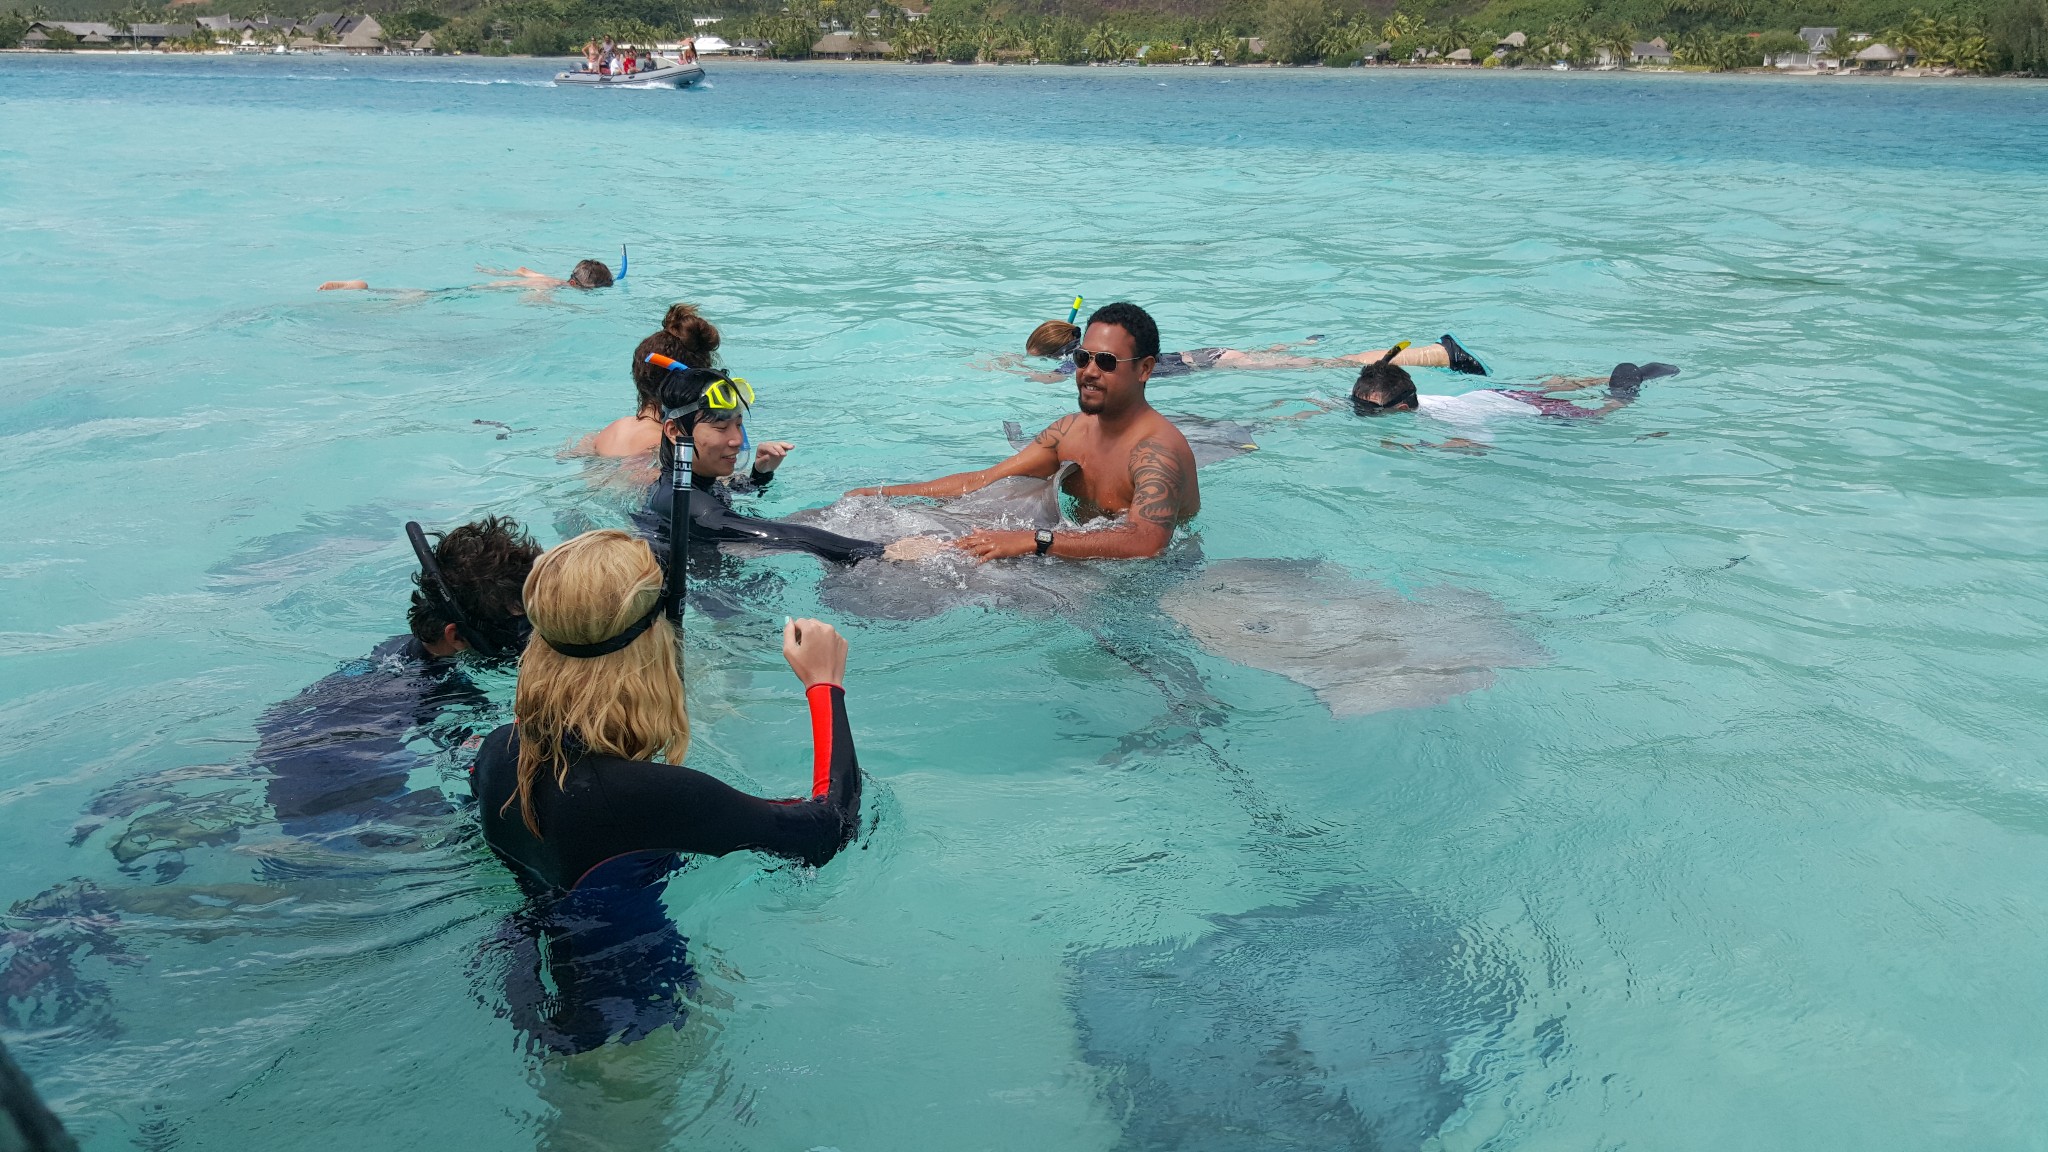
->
<box><xmin>1034</xmin><ymin>529</ymin><xmax>1055</xmax><ymax>556</ymax></box>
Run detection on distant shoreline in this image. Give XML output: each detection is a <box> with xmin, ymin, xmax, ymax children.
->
<box><xmin>1</xmin><ymin>48</ymin><xmax>2031</xmax><ymax>80</ymax></box>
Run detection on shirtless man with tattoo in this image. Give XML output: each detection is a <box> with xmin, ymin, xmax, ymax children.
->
<box><xmin>848</xmin><ymin>302</ymin><xmax>1199</xmax><ymax>562</ymax></box>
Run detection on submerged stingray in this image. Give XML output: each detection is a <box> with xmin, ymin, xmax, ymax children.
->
<box><xmin>781</xmin><ymin>464</ymin><xmax>1114</xmax><ymax>621</ymax></box>
<box><xmin>1158</xmin><ymin>559</ymin><xmax>1545</xmax><ymax>716</ymax></box>
<box><xmin>1004</xmin><ymin>415</ymin><xmax>1259</xmax><ymax>467</ymax></box>
<box><xmin>1070</xmin><ymin>886</ymin><xmax>1523</xmax><ymax>1152</ymax></box>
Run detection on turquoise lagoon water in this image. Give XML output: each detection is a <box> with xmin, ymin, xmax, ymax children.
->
<box><xmin>3</xmin><ymin>54</ymin><xmax>2047</xmax><ymax>1150</ymax></box>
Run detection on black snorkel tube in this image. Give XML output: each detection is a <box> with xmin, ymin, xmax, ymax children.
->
<box><xmin>667</xmin><ymin>400</ymin><xmax>691</xmax><ymax>637</ymax></box>
<box><xmin>646</xmin><ymin>354</ymin><xmax>694</xmax><ymax>684</ymax></box>
<box><xmin>406</xmin><ymin>520</ymin><xmax>509</xmax><ymax>659</ymax></box>
<box><xmin>646</xmin><ymin>355</ymin><xmax>756</xmax><ymax>687</ymax></box>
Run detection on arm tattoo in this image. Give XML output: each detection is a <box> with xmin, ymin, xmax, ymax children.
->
<box><xmin>1129</xmin><ymin>438</ymin><xmax>1185</xmax><ymax>527</ymax></box>
<box><xmin>1031</xmin><ymin>414</ymin><xmax>1078</xmax><ymax>451</ymax></box>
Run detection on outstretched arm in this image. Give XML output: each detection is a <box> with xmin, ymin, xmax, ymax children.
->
<box><xmin>1256</xmin><ymin>396</ymin><xmax>1340</xmax><ymax>422</ymax></box>
<box><xmin>848</xmin><ymin>415</ymin><xmax>1069</xmax><ymax>499</ymax></box>
<box><xmin>979</xmin><ymin>354</ymin><xmax>1072</xmax><ymax>383</ymax></box>
<box><xmin>954</xmin><ymin>435</ymin><xmax>1189</xmax><ymax>562</ymax></box>
<box><xmin>1527</xmin><ymin>374</ymin><xmax>1609</xmax><ymax>393</ymax></box>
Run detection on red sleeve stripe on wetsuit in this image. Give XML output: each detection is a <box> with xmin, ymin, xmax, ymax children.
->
<box><xmin>806</xmin><ymin>683</ymin><xmax>841</xmax><ymax>798</ymax></box>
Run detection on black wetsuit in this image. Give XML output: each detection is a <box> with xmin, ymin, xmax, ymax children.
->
<box><xmin>74</xmin><ymin>634</ymin><xmax>486</xmax><ymax>880</ymax></box>
<box><xmin>468</xmin><ymin>684</ymin><xmax>862</xmax><ymax>1052</ymax></box>
<box><xmin>259</xmin><ymin>635</ymin><xmax>485</xmax><ymax>840</ymax></box>
<box><xmin>634</xmin><ymin>465</ymin><xmax>882</xmax><ymax>568</ymax></box>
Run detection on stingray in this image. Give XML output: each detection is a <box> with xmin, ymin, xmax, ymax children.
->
<box><xmin>1070</xmin><ymin>886</ymin><xmax>1523</xmax><ymax>1152</ymax></box>
<box><xmin>779</xmin><ymin>464</ymin><xmax>1115</xmax><ymax>621</ymax></box>
<box><xmin>1158</xmin><ymin>558</ymin><xmax>1546</xmax><ymax>717</ymax></box>
<box><xmin>1004</xmin><ymin>415</ymin><xmax>1259</xmax><ymax>468</ymax></box>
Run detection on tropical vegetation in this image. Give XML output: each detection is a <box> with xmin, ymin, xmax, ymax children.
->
<box><xmin>5</xmin><ymin>0</ymin><xmax>2045</xmax><ymax>72</ymax></box>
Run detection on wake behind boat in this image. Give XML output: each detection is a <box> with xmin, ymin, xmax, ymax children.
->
<box><xmin>555</xmin><ymin>55</ymin><xmax>704</xmax><ymax>89</ymax></box>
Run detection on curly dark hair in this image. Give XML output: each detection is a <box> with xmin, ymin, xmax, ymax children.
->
<box><xmin>1351</xmin><ymin>362</ymin><xmax>1417</xmax><ymax>416</ymax></box>
<box><xmin>407</xmin><ymin>516</ymin><xmax>542</xmax><ymax>651</ymax></box>
<box><xmin>1085</xmin><ymin>302</ymin><xmax>1161</xmax><ymax>362</ymax></box>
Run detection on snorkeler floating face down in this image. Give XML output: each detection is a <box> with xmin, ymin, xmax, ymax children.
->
<box><xmin>318</xmin><ymin>251</ymin><xmax>618</xmax><ymax>294</ymax></box>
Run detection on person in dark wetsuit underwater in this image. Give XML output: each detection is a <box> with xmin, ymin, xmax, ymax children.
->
<box><xmin>3</xmin><ymin>518</ymin><xmax>542</xmax><ymax>1032</ymax></box>
<box><xmin>259</xmin><ymin>516</ymin><xmax>542</xmax><ymax>846</ymax></box>
<box><xmin>633</xmin><ymin>363</ymin><xmax>883</xmax><ymax>569</ymax></box>
<box><xmin>59</xmin><ymin>516</ymin><xmax>543</xmax><ymax>880</ymax></box>
<box><xmin>469</xmin><ymin>529</ymin><xmax>863</xmax><ymax>1054</ymax></box>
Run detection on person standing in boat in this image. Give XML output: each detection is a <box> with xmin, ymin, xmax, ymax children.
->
<box><xmin>583</xmin><ymin>39</ymin><xmax>598</xmax><ymax>72</ymax></box>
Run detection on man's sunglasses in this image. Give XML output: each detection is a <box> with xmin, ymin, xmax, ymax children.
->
<box><xmin>1072</xmin><ymin>348</ymin><xmax>1142</xmax><ymax>373</ymax></box>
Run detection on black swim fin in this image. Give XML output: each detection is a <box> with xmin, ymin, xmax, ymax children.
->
<box><xmin>1440</xmin><ymin>334</ymin><xmax>1489</xmax><ymax>376</ymax></box>
<box><xmin>1608</xmin><ymin>362</ymin><xmax>1678</xmax><ymax>402</ymax></box>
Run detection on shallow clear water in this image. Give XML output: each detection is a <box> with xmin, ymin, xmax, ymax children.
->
<box><xmin>3</xmin><ymin>53</ymin><xmax>2048</xmax><ymax>1150</ymax></box>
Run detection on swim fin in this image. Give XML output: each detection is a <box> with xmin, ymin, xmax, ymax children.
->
<box><xmin>1440</xmin><ymin>334</ymin><xmax>1488</xmax><ymax>376</ymax></box>
<box><xmin>1608</xmin><ymin>362</ymin><xmax>1678</xmax><ymax>402</ymax></box>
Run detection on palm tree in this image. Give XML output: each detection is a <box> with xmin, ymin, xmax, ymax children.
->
<box><xmin>1441</xmin><ymin>16</ymin><xmax>1475</xmax><ymax>52</ymax></box>
<box><xmin>1952</xmin><ymin>31</ymin><xmax>1991</xmax><ymax>71</ymax></box>
<box><xmin>1602</xmin><ymin>24</ymin><xmax>1636</xmax><ymax>65</ymax></box>
<box><xmin>1087</xmin><ymin>22</ymin><xmax>1118</xmax><ymax>62</ymax></box>
<box><xmin>893</xmin><ymin>18</ymin><xmax>937</xmax><ymax>61</ymax></box>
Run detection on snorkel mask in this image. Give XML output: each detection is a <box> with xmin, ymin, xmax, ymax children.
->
<box><xmin>405</xmin><ymin>521</ymin><xmax>526</xmax><ymax>659</ymax></box>
<box><xmin>646</xmin><ymin>353</ymin><xmax>755</xmax><ymax>451</ymax></box>
<box><xmin>1350</xmin><ymin>342</ymin><xmax>1413</xmax><ymax>416</ymax></box>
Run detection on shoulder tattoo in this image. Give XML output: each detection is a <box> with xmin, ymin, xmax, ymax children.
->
<box><xmin>1129</xmin><ymin>437</ymin><xmax>1186</xmax><ymax>527</ymax></box>
<box><xmin>1031</xmin><ymin>414</ymin><xmax>1078</xmax><ymax>450</ymax></box>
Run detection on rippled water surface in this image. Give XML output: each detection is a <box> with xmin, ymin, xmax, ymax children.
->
<box><xmin>3</xmin><ymin>54</ymin><xmax>2047</xmax><ymax>1151</ymax></box>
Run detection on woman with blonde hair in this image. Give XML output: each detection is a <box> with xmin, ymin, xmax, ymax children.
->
<box><xmin>469</xmin><ymin>529</ymin><xmax>862</xmax><ymax>1053</ymax></box>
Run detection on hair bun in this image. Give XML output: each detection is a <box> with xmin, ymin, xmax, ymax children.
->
<box><xmin>663</xmin><ymin>303</ymin><xmax>721</xmax><ymax>362</ymax></box>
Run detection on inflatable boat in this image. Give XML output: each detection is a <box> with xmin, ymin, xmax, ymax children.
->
<box><xmin>554</xmin><ymin>58</ymin><xmax>705</xmax><ymax>88</ymax></box>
